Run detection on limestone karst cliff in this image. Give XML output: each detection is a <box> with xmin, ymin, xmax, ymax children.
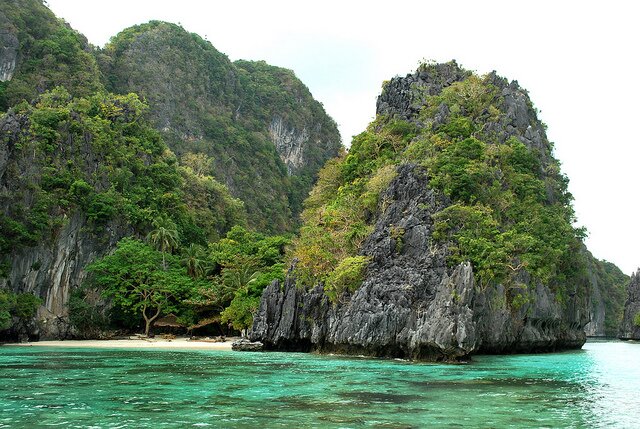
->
<box><xmin>619</xmin><ymin>270</ymin><xmax>640</xmax><ymax>340</ymax></box>
<box><xmin>251</xmin><ymin>61</ymin><xmax>626</xmax><ymax>359</ymax></box>
<box><xmin>100</xmin><ymin>22</ymin><xmax>341</xmax><ymax>232</ymax></box>
<box><xmin>583</xmin><ymin>257</ymin><xmax>628</xmax><ymax>337</ymax></box>
<box><xmin>0</xmin><ymin>0</ymin><xmax>102</xmax><ymax>110</ymax></box>
<box><xmin>252</xmin><ymin>165</ymin><xmax>586</xmax><ymax>359</ymax></box>
<box><xmin>0</xmin><ymin>89</ymin><xmax>248</xmax><ymax>338</ymax></box>
<box><xmin>0</xmin><ymin>0</ymin><xmax>340</xmax><ymax>339</ymax></box>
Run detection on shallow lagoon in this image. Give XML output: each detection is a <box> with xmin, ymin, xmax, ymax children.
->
<box><xmin>1</xmin><ymin>340</ymin><xmax>638</xmax><ymax>428</ymax></box>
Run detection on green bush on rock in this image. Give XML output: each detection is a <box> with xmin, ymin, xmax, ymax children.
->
<box><xmin>325</xmin><ymin>256</ymin><xmax>371</xmax><ymax>303</ymax></box>
<box><xmin>0</xmin><ymin>289</ymin><xmax>42</xmax><ymax>332</ymax></box>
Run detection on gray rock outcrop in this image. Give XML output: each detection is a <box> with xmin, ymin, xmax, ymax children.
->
<box><xmin>231</xmin><ymin>338</ymin><xmax>264</xmax><ymax>352</ymax></box>
<box><xmin>269</xmin><ymin>116</ymin><xmax>308</xmax><ymax>174</ymax></box>
<box><xmin>376</xmin><ymin>61</ymin><xmax>471</xmax><ymax>120</ymax></box>
<box><xmin>619</xmin><ymin>270</ymin><xmax>640</xmax><ymax>340</ymax></box>
<box><xmin>251</xmin><ymin>165</ymin><xmax>588</xmax><ymax>360</ymax></box>
<box><xmin>0</xmin><ymin>213</ymin><xmax>128</xmax><ymax>339</ymax></box>
<box><xmin>250</xmin><ymin>62</ymin><xmax>600</xmax><ymax>360</ymax></box>
<box><xmin>0</xmin><ymin>12</ymin><xmax>18</xmax><ymax>82</ymax></box>
<box><xmin>0</xmin><ymin>110</ymin><xmax>129</xmax><ymax>339</ymax></box>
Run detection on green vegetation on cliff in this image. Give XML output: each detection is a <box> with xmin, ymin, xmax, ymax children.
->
<box><xmin>0</xmin><ymin>289</ymin><xmax>40</xmax><ymax>332</ymax></box>
<box><xmin>1</xmin><ymin>2</ymin><xmax>339</xmax><ymax>338</ymax></box>
<box><xmin>292</xmin><ymin>64</ymin><xmax>586</xmax><ymax>303</ymax></box>
<box><xmin>0</xmin><ymin>88</ymin><xmax>245</xmax><ymax>262</ymax></box>
<box><xmin>100</xmin><ymin>21</ymin><xmax>341</xmax><ymax>232</ymax></box>
<box><xmin>0</xmin><ymin>86</ymin><xmax>289</xmax><ymax>333</ymax></box>
<box><xmin>587</xmin><ymin>258</ymin><xmax>629</xmax><ymax>335</ymax></box>
<box><xmin>0</xmin><ymin>0</ymin><xmax>102</xmax><ymax>110</ymax></box>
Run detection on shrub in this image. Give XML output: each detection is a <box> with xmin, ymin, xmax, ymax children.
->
<box><xmin>68</xmin><ymin>289</ymin><xmax>109</xmax><ymax>338</ymax></box>
<box><xmin>324</xmin><ymin>256</ymin><xmax>371</xmax><ymax>303</ymax></box>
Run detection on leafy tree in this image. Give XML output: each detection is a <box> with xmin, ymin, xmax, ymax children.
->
<box><xmin>0</xmin><ymin>289</ymin><xmax>42</xmax><ymax>332</ymax></box>
<box><xmin>0</xmin><ymin>290</ymin><xmax>15</xmax><ymax>331</ymax></box>
<box><xmin>181</xmin><ymin>152</ymin><xmax>213</xmax><ymax>176</ymax></box>
<box><xmin>188</xmin><ymin>226</ymin><xmax>288</xmax><ymax>331</ymax></box>
<box><xmin>147</xmin><ymin>216</ymin><xmax>179</xmax><ymax>270</ymax></box>
<box><xmin>88</xmin><ymin>238</ymin><xmax>198</xmax><ymax>336</ymax></box>
<box><xmin>13</xmin><ymin>293</ymin><xmax>42</xmax><ymax>322</ymax></box>
<box><xmin>181</xmin><ymin>244</ymin><xmax>207</xmax><ymax>279</ymax></box>
<box><xmin>220</xmin><ymin>292</ymin><xmax>260</xmax><ymax>333</ymax></box>
<box><xmin>67</xmin><ymin>289</ymin><xmax>109</xmax><ymax>338</ymax></box>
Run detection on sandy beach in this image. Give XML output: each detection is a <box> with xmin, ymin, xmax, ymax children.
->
<box><xmin>4</xmin><ymin>337</ymin><xmax>235</xmax><ymax>350</ymax></box>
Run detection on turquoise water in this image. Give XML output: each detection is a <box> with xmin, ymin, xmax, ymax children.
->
<box><xmin>0</xmin><ymin>341</ymin><xmax>638</xmax><ymax>428</ymax></box>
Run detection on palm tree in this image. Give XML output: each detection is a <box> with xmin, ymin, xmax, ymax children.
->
<box><xmin>147</xmin><ymin>216</ymin><xmax>179</xmax><ymax>270</ymax></box>
<box><xmin>181</xmin><ymin>244</ymin><xmax>206</xmax><ymax>278</ymax></box>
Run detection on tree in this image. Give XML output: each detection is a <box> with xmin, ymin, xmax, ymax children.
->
<box><xmin>88</xmin><ymin>238</ymin><xmax>194</xmax><ymax>336</ymax></box>
<box><xmin>181</xmin><ymin>152</ymin><xmax>213</xmax><ymax>176</ymax></box>
<box><xmin>0</xmin><ymin>290</ymin><xmax>15</xmax><ymax>331</ymax></box>
<box><xmin>187</xmin><ymin>227</ymin><xmax>288</xmax><ymax>332</ymax></box>
<box><xmin>13</xmin><ymin>294</ymin><xmax>42</xmax><ymax>325</ymax></box>
<box><xmin>181</xmin><ymin>244</ymin><xmax>206</xmax><ymax>278</ymax></box>
<box><xmin>221</xmin><ymin>255</ymin><xmax>261</xmax><ymax>292</ymax></box>
<box><xmin>0</xmin><ymin>290</ymin><xmax>42</xmax><ymax>333</ymax></box>
<box><xmin>220</xmin><ymin>292</ymin><xmax>260</xmax><ymax>334</ymax></box>
<box><xmin>147</xmin><ymin>216</ymin><xmax>180</xmax><ymax>269</ymax></box>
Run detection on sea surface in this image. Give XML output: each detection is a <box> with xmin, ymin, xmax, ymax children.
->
<box><xmin>0</xmin><ymin>340</ymin><xmax>638</xmax><ymax>428</ymax></box>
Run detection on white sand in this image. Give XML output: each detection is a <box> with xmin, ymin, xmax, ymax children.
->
<box><xmin>5</xmin><ymin>337</ymin><xmax>235</xmax><ymax>350</ymax></box>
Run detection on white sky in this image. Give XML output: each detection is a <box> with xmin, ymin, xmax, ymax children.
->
<box><xmin>45</xmin><ymin>0</ymin><xmax>639</xmax><ymax>275</ymax></box>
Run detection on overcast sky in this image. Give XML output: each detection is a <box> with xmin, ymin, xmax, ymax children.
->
<box><xmin>45</xmin><ymin>0</ymin><xmax>639</xmax><ymax>274</ymax></box>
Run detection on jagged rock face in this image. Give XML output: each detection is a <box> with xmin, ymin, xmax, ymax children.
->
<box><xmin>582</xmin><ymin>256</ymin><xmax>628</xmax><ymax>337</ymax></box>
<box><xmin>585</xmin><ymin>277</ymin><xmax>606</xmax><ymax>336</ymax></box>
<box><xmin>250</xmin><ymin>61</ymin><xmax>608</xmax><ymax>360</ymax></box>
<box><xmin>0</xmin><ymin>111</ymin><xmax>131</xmax><ymax>339</ymax></box>
<box><xmin>251</xmin><ymin>165</ymin><xmax>588</xmax><ymax>360</ymax></box>
<box><xmin>377</xmin><ymin>61</ymin><xmax>471</xmax><ymax>119</ymax></box>
<box><xmin>474</xmin><ymin>280</ymin><xmax>587</xmax><ymax>353</ymax></box>
<box><xmin>376</xmin><ymin>61</ymin><xmax>551</xmax><ymax>164</ymax></box>
<box><xmin>378</xmin><ymin>62</ymin><xmax>550</xmax><ymax>164</ymax></box>
<box><xmin>0</xmin><ymin>213</ymin><xmax>128</xmax><ymax>339</ymax></box>
<box><xmin>0</xmin><ymin>12</ymin><xmax>18</xmax><ymax>82</ymax></box>
<box><xmin>269</xmin><ymin>116</ymin><xmax>308</xmax><ymax>174</ymax></box>
<box><xmin>619</xmin><ymin>271</ymin><xmax>640</xmax><ymax>340</ymax></box>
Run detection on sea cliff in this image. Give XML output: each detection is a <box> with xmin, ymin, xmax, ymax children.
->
<box><xmin>251</xmin><ymin>62</ymin><xmax>621</xmax><ymax>360</ymax></box>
